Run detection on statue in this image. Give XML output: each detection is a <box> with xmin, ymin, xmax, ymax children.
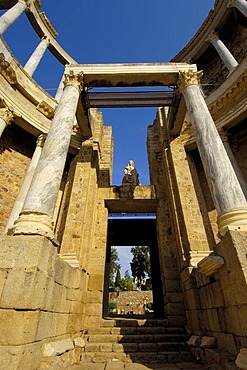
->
<box><xmin>121</xmin><ymin>160</ymin><xmax>140</xmax><ymax>186</ymax></box>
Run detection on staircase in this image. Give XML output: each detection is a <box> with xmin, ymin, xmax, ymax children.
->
<box><xmin>80</xmin><ymin>318</ymin><xmax>193</xmax><ymax>365</ymax></box>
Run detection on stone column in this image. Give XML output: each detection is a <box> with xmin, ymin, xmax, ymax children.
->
<box><xmin>179</xmin><ymin>70</ymin><xmax>247</xmax><ymax>236</ymax></box>
<box><xmin>219</xmin><ymin>129</ymin><xmax>247</xmax><ymax>199</ymax></box>
<box><xmin>11</xmin><ymin>71</ymin><xmax>83</xmax><ymax>242</ymax></box>
<box><xmin>0</xmin><ymin>0</ymin><xmax>28</xmax><ymax>35</ymax></box>
<box><xmin>24</xmin><ymin>37</ymin><xmax>50</xmax><ymax>77</ymax></box>
<box><xmin>55</xmin><ymin>67</ymin><xmax>66</xmax><ymax>102</ymax></box>
<box><xmin>5</xmin><ymin>134</ymin><xmax>46</xmax><ymax>234</ymax></box>
<box><xmin>228</xmin><ymin>0</ymin><xmax>247</xmax><ymax>17</ymax></box>
<box><xmin>207</xmin><ymin>31</ymin><xmax>238</xmax><ymax>72</ymax></box>
<box><xmin>0</xmin><ymin>106</ymin><xmax>14</xmax><ymax>137</ymax></box>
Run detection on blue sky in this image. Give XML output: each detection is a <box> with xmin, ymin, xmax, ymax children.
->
<box><xmin>1</xmin><ymin>0</ymin><xmax>214</xmax><ymax>186</ymax></box>
<box><xmin>1</xmin><ymin>1</ymin><xmax>215</xmax><ymax>273</ymax></box>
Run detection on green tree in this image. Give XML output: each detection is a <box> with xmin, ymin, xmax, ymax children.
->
<box><xmin>130</xmin><ymin>246</ymin><xmax>151</xmax><ymax>288</ymax></box>
<box><xmin>109</xmin><ymin>247</ymin><xmax>120</xmax><ymax>289</ymax></box>
<box><xmin>115</xmin><ymin>267</ymin><xmax>121</xmax><ymax>288</ymax></box>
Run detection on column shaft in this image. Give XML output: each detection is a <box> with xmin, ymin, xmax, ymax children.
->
<box><xmin>228</xmin><ymin>0</ymin><xmax>247</xmax><ymax>17</ymax></box>
<box><xmin>210</xmin><ymin>34</ymin><xmax>238</xmax><ymax>72</ymax></box>
<box><xmin>179</xmin><ymin>71</ymin><xmax>247</xmax><ymax>236</ymax></box>
<box><xmin>12</xmin><ymin>72</ymin><xmax>83</xmax><ymax>241</ymax></box>
<box><xmin>0</xmin><ymin>117</ymin><xmax>7</xmax><ymax>137</ymax></box>
<box><xmin>0</xmin><ymin>0</ymin><xmax>27</xmax><ymax>35</ymax></box>
<box><xmin>55</xmin><ymin>70</ymin><xmax>65</xmax><ymax>102</ymax></box>
<box><xmin>24</xmin><ymin>37</ymin><xmax>50</xmax><ymax>77</ymax></box>
<box><xmin>4</xmin><ymin>134</ymin><xmax>46</xmax><ymax>233</ymax></box>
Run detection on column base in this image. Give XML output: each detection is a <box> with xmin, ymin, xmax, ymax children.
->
<box><xmin>218</xmin><ymin>210</ymin><xmax>247</xmax><ymax>237</ymax></box>
<box><xmin>9</xmin><ymin>212</ymin><xmax>56</xmax><ymax>243</ymax></box>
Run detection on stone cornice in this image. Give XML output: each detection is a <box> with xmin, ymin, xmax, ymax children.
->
<box><xmin>39</xmin><ymin>12</ymin><xmax>58</xmax><ymax>38</ymax></box>
<box><xmin>0</xmin><ymin>53</ymin><xmax>17</xmax><ymax>84</ymax></box>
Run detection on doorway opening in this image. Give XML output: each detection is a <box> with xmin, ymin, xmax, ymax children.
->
<box><xmin>103</xmin><ymin>213</ymin><xmax>164</xmax><ymax>319</ymax></box>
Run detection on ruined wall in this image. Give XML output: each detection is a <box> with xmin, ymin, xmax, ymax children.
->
<box><xmin>0</xmin><ymin>124</ymin><xmax>36</xmax><ymax>234</ymax></box>
<box><xmin>0</xmin><ymin>236</ymin><xmax>89</xmax><ymax>370</ymax></box>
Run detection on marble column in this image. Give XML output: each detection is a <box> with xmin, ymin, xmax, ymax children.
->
<box><xmin>55</xmin><ymin>68</ymin><xmax>66</xmax><ymax>102</ymax></box>
<box><xmin>24</xmin><ymin>37</ymin><xmax>50</xmax><ymax>77</ymax></box>
<box><xmin>0</xmin><ymin>107</ymin><xmax>14</xmax><ymax>137</ymax></box>
<box><xmin>228</xmin><ymin>0</ymin><xmax>247</xmax><ymax>17</ymax></box>
<box><xmin>5</xmin><ymin>134</ymin><xmax>46</xmax><ymax>234</ymax></box>
<box><xmin>179</xmin><ymin>70</ymin><xmax>247</xmax><ymax>236</ymax></box>
<box><xmin>207</xmin><ymin>31</ymin><xmax>238</xmax><ymax>72</ymax></box>
<box><xmin>219</xmin><ymin>129</ymin><xmax>247</xmax><ymax>199</ymax></box>
<box><xmin>0</xmin><ymin>0</ymin><xmax>28</xmax><ymax>35</ymax></box>
<box><xmin>11</xmin><ymin>71</ymin><xmax>83</xmax><ymax>242</ymax></box>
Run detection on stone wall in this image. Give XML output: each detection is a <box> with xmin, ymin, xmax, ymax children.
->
<box><xmin>0</xmin><ymin>236</ymin><xmax>89</xmax><ymax>370</ymax></box>
<box><xmin>109</xmin><ymin>290</ymin><xmax>153</xmax><ymax>315</ymax></box>
<box><xmin>0</xmin><ymin>124</ymin><xmax>36</xmax><ymax>234</ymax></box>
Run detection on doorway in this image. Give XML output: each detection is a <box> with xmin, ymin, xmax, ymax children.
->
<box><xmin>103</xmin><ymin>214</ymin><xmax>164</xmax><ymax>318</ymax></box>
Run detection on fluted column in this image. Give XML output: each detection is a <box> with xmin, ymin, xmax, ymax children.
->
<box><xmin>179</xmin><ymin>70</ymin><xmax>247</xmax><ymax>236</ymax></box>
<box><xmin>24</xmin><ymin>37</ymin><xmax>50</xmax><ymax>77</ymax></box>
<box><xmin>0</xmin><ymin>106</ymin><xmax>14</xmax><ymax>137</ymax></box>
<box><xmin>11</xmin><ymin>71</ymin><xmax>83</xmax><ymax>242</ymax></box>
<box><xmin>0</xmin><ymin>0</ymin><xmax>28</xmax><ymax>35</ymax></box>
<box><xmin>207</xmin><ymin>31</ymin><xmax>238</xmax><ymax>72</ymax></box>
<box><xmin>5</xmin><ymin>134</ymin><xmax>46</xmax><ymax>234</ymax></box>
<box><xmin>228</xmin><ymin>0</ymin><xmax>247</xmax><ymax>17</ymax></box>
<box><xmin>219</xmin><ymin>129</ymin><xmax>247</xmax><ymax>199</ymax></box>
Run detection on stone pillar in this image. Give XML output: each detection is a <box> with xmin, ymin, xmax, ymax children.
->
<box><xmin>179</xmin><ymin>70</ymin><xmax>247</xmax><ymax>236</ymax></box>
<box><xmin>24</xmin><ymin>37</ymin><xmax>50</xmax><ymax>77</ymax></box>
<box><xmin>55</xmin><ymin>68</ymin><xmax>66</xmax><ymax>102</ymax></box>
<box><xmin>207</xmin><ymin>31</ymin><xmax>238</xmax><ymax>72</ymax></box>
<box><xmin>5</xmin><ymin>134</ymin><xmax>46</xmax><ymax>234</ymax></box>
<box><xmin>228</xmin><ymin>0</ymin><xmax>247</xmax><ymax>17</ymax></box>
<box><xmin>0</xmin><ymin>0</ymin><xmax>28</xmax><ymax>35</ymax></box>
<box><xmin>219</xmin><ymin>129</ymin><xmax>247</xmax><ymax>199</ymax></box>
<box><xmin>11</xmin><ymin>71</ymin><xmax>83</xmax><ymax>241</ymax></box>
<box><xmin>0</xmin><ymin>106</ymin><xmax>14</xmax><ymax>137</ymax></box>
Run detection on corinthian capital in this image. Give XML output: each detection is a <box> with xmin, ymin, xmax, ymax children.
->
<box><xmin>178</xmin><ymin>70</ymin><xmax>203</xmax><ymax>94</ymax></box>
<box><xmin>0</xmin><ymin>107</ymin><xmax>14</xmax><ymax>125</ymax></box>
<box><xmin>63</xmin><ymin>71</ymin><xmax>84</xmax><ymax>91</ymax></box>
<box><xmin>206</xmin><ymin>31</ymin><xmax>219</xmax><ymax>44</ymax></box>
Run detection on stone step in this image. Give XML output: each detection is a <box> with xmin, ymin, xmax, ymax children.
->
<box><xmin>100</xmin><ymin>318</ymin><xmax>169</xmax><ymax>328</ymax></box>
<box><xmin>80</xmin><ymin>351</ymin><xmax>193</xmax><ymax>364</ymax></box>
<box><xmin>84</xmin><ymin>334</ymin><xmax>187</xmax><ymax>344</ymax></box>
<box><xmin>86</xmin><ymin>326</ymin><xmax>186</xmax><ymax>336</ymax></box>
<box><xmin>84</xmin><ymin>341</ymin><xmax>188</xmax><ymax>353</ymax></box>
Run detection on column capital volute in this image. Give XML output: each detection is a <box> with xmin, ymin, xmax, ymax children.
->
<box><xmin>178</xmin><ymin>70</ymin><xmax>203</xmax><ymax>94</ymax></box>
<box><xmin>227</xmin><ymin>0</ymin><xmax>235</xmax><ymax>8</ymax></box>
<box><xmin>0</xmin><ymin>107</ymin><xmax>14</xmax><ymax>125</ymax></box>
<box><xmin>36</xmin><ymin>133</ymin><xmax>46</xmax><ymax>147</ymax></box>
<box><xmin>63</xmin><ymin>71</ymin><xmax>84</xmax><ymax>91</ymax></box>
<box><xmin>206</xmin><ymin>30</ymin><xmax>219</xmax><ymax>44</ymax></box>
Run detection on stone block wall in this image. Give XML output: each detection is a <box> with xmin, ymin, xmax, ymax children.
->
<box><xmin>0</xmin><ymin>124</ymin><xmax>36</xmax><ymax>234</ymax></box>
<box><xmin>0</xmin><ymin>236</ymin><xmax>89</xmax><ymax>370</ymax></box>
<box><xmin>109</xmin><ymin>290</ymin><xmax>153</xmax><ymax>315</ymax></box>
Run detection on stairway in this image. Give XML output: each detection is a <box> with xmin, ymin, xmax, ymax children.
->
<box><xmin>80</xmin><ymin>318</ymin><xmax>193</xmax><ymax>365</ymax></box>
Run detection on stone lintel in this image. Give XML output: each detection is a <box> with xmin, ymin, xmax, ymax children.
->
<box><xmin>59</xmin><ymin>252</ymin><xmax>80</xmax><ymax>268</ymax></box>
<box><xmin>189</xmin><ymin>251</ymin><xmax>212</xmax><ymax>268</ymax></box>
<box><xmin>65</xmin><ymin>63</ymin><xmax>197</xmax><ymax>88</ymax></box>
<box><xmin>197</xmin><ymin>255</ymin><xmax>225</xmax><ymax>276</ymax></box>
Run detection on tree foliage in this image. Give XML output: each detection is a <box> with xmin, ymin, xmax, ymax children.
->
<box><xmin>130</xmin><ymin>246</ymin><xmax>151</xmax><ymax>288</ymax></box>
<box><xmin>109</xmin><ymin>247</ymin><xmax>120</xmax><ymax>289</ymax></box>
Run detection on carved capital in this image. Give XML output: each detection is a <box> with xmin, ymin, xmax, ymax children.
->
<box><xmin>0</xmin><ymin>107</ymin><xmax>14</xmax><ymax>125</ymax></box>
<box><xmin>178</xmin><ymin>70</ymin><xmax>203</xmax><ymax>94</ymax></box>
<box><xmin>0</xmin><ymin>53</ymin><xmax>17</xmax><ymax>84</ymax></box>
<box><xmin>227</xmin><ymin>0</ymin><xmax>235</xmax><ymax>8</ymax></box>
<box><xmin>36</xmin><ymin>133</ymin><xmax>46</xmax><ymax>147</ymax></box>
<box><xmin>206</xmin><ymin>31</ymin><xmax>219</xmax><ymax>44</ymax></box>
<box><xmin>63</xmin><ymin>71</ymin><xmax>84</xmax><ymax>91</ymax></box>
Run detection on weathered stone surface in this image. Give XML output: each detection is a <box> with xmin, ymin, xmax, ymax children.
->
<box><xmin>200</xmin><ymin>336</ymin><xmax>217</xmax><ymax>348</ymax></box>
<box><xmin>236</xmin><ymin>348</ymin><xmax>247</xmax><ymax>370</ymax></box>
<box><xmin>105</xmin><ymin>359</ymin><xmax>125</xmax><ymax>369</ymax></box>
<box><xmin>187</xmin><ymin>335</ymin><xmax>200</xmax><ymax>347</ymax></box>
<box><xmin>43</xmin><ymin>338</ymin><xmax>74</xmax><ymax>356</ymax></box>
<box><xmin>74</xmin><ymin>337</ymin><xmax>86</xmax><ymax>348</ymax></box>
